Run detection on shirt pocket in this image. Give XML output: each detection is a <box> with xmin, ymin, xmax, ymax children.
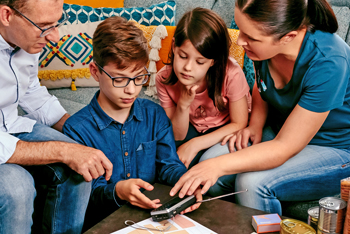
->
<box><xmin>136</xmin><ymin>139</ymin><xmax>157</xmax><ymax>182</ymax></box>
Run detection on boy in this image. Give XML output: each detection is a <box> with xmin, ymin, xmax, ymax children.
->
<box><xmin>63</xmin><ymin>16</ymin><xmax>201</xmax><ymax>229</ymax></box>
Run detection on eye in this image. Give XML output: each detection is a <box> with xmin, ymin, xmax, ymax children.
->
<box><xmin>179</xmin><ymin>53</ymin><xmax>187</xmax><ymax>59</ymax></box>
<box><xmin>197</xmin><ymin>61</ymin><xmax>204</xmax><ymax>65</ymax></box>
<box><xmin>113</xmin><ymin>78</ymin><xmax>124</xmax><ymax>84</ymax></box>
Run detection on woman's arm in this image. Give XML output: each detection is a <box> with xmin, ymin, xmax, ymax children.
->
<box><xmin>170</xmin><ymin>104</ymin><xmax>329</xmax><ymax>197</ymax></box>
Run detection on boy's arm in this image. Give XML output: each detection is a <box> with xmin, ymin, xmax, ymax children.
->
<box><xmin>155</xmin><ymin>108</ymin><xmax>187</xmax><ymax>185</ymax></box>
<box><xmin>63</xmin><ymin>122</ymin><xmax>126</xmax><ymax>209</ymax></box>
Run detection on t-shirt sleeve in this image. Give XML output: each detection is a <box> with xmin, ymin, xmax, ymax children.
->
<box><xmin>298</xmin><ymin>56</ymin><xmax>349</xmax><ymax>112</ymax></box>
<box><xmin>224</xmin><ymin>58</ymin><xmax>250</xmax><ymax>102</ymax></box>
<box><xmin>156</xmin><ymin>66</ymin><xmax>176</xmax><ymax>108</ymax></box>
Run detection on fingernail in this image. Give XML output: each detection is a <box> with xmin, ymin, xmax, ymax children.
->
<box><xmin>170</xmin><ymin>191</ymin><xmax>174</xmax><ymax>196</ymax></box>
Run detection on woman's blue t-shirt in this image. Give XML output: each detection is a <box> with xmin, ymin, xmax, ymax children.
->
<box><xmin>257</xmin><ymin>30</ymin><xmax>350</xmax><ymax>148</ymax></box>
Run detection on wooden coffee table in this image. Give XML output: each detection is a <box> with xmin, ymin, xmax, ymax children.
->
<box><xmin>84</xmin><ymin>183</ymin><xmax>283</xmax><ymax>234</ymax></box>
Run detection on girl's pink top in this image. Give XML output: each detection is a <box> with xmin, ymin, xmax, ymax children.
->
<box><xmin>156</xmin><ymin>57</ymin><xmax>251</xmax><ymax>133</ymax></box>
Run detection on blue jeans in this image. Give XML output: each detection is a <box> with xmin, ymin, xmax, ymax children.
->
<box><xmin>199</xmin><ymin>126</ymin><xmax>350</xmax><ymax>215</ymax></box>
<box><xmin>0</xmin><ymin>123</ymin><xmax>91</xmax><ymax>234</ymax></box>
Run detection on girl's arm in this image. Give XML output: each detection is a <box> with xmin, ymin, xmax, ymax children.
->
<box><xmin>179</xmin><ymin>96</ymin><xmax>249</xmax><ymax>156</ymax></box>
<box><xmin>164</xmin><ymin>85</ymin><xmax>198</xmax><ymax>140</ymax></box>
<box><xmin>170</xmin><ymin>104</ymin><xmax>329</xmax><ymax>197</ymax></box>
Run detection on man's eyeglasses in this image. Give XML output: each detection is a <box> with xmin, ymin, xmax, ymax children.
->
<box><xmin>95</xmin><ymin>62</ymin><xmax>150</xmax><ymax>88</ymax></box>
<box><xmin>10</xmin><ymin>6</ymin><xmax>70</xmax><ymax>37</ymax></box>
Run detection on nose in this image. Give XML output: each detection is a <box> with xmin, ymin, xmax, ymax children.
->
<box><xmin>236</xmin><ymin>32</ymin><xmax>247</xmax><ymax>46</ymax></box>
<box><xmin>45</xmin><ymin>27</ymin><xmax>60</xmax><ymax>43</ymax></box>
<box><xmin>183</xmin><ymin>60</ymin><xmax>193</xmax><ymax>72</ymax></box>
<box><xmin>124</xmin><ymin>80</ymin><xmax>136</xmax><ymax>94</ymax></box>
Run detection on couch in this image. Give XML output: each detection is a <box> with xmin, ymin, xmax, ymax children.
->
<box><xmin>33</xmin><ymin>0</ymin><xmax>350</xmax><ymax>222</ymax></box>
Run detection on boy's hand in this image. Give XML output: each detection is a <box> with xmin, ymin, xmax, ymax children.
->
<box><xmin>180</xmin><ymin>188</ymin><xmax>202</xmax><ymax>214</ymax></box>
<box><xmin>115</xmin><ymin>179</ymin><xmax>162</xmax><ymax>209</ymax></box>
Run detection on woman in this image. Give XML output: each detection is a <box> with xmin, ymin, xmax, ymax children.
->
<box><xmin>170</xmin><ymin>0</ymin><xmax>350</xmax><ymax>215</ymax></box>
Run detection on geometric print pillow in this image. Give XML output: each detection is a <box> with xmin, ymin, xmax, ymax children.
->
<box><xmin>64</xmin><ymin>0</ymin><xmax>176</xmax><ymax>26</ymax></box>
<box><xmin>38</xmin><ymin>0</ymin><xmax>177</xmax><ymax>90</ymax></box>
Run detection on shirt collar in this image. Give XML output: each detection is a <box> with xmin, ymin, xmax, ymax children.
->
<box><xmin>0</xmin><ymin>34</ymin><xmax>18</xmax><ymax>52</ymax></box>
<box><xmin>89</xmin><ymin>90</ymin><xmax>143</xmax><ymax>130</ymax></box>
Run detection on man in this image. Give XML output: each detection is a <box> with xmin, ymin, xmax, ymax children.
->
<box><xmin>0</xmin><ymin>0</ymin><xmax>113</xmax><ymax>233</ymax></box>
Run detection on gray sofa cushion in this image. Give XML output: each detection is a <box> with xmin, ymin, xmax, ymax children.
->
<box><xmin>332</xmin><ymin>6</ymin><xmax>350</xmax><ymax>41</ymax></box>
<box><xmin>124</xmin><ymin>0</ymin><xmax>216</xmax><ymax>25</ymax></box>
<box><xmin>211</xmin><ymin>0</ymin><xmax>236</xmax><ymax>27</ymax></box>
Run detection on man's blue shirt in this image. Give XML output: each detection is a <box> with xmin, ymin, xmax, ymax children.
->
<box><xmin>63</xmin><ymin>91</ymin><xmax>187</xmax><ymax>208</ymax></box>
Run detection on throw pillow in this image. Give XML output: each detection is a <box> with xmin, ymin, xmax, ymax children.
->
<box><xmin>64</xmin><ymin>0</ymin><xmax>176</xmax><ymax>25</ymax></box>
<box><xmin>38</xmin><ymin>1</ymin><xmax>177</xmax><ymax>90</ymax></box>
<box><xmin>155</xmin><ymin>27</ymin><xmax>245</xmax><ymax>71</ymax></box>
<box><xmin>64</xmin><ymin>0</ymin><xmax>124</xmax><ymax>8</ymax></box>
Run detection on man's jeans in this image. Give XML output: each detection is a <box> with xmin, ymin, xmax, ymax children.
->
<box><xmin>199</xmin><ymin>126</ymin><xmax>350</xmax><ymax>215</ymax></box>
<box><xmin>0</xmin><ymin>123</ymin><xmax>91</xmax><ymax>234</ymax></box>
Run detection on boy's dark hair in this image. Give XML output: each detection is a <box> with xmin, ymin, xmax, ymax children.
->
<box><xmin>236</xmin><ymin>0</ymin><xmax>338</xmax><ymax>40</ymax></box>
<box><xmin>163</xmin><ymin>7</ymin><xmax>231</xmax><ymax>112</ymax></box>
<box><xmin>93</xmin><ymin>16</ymin><xmax>149</xmax><ymax>72</ymax></box>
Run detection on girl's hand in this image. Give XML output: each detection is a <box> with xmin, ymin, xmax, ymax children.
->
<box><xmin>177</xmin><ymin>140</ymin><xmax>199</xmax><ymax>168</ymax></box>
<box><xmin>170</xmin><ymin>158</ymin><xmax>221</xmax><ymax>198</ymax></box>
<box><xmin>221</xmin><ymin>126</ymin><xmax>262</xmax><ymax>152</ymax></box>
<box><xmin>115</xmin><ymin>179</ymin><xmax>162</xmax><ymax>209</ymax></box>
<box><xmin>178</xmin><ymin>84</ymin><xmax>199</xmax><ymax>109</ymax></box>
<box><xmin>180</xmin><ymin>187</ymin><xmax>202</xmax><ymax>214</ymax></box>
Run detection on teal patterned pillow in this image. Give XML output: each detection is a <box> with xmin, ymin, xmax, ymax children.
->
<box><xmin>63</xmin><ymin>0</ymin><xmax>176</xmax><ymax>26</ymax></box>
<box><xmin>231</xmin><ymin>19</ymin><xmax>255</xmax><ymax>91</ymax></box>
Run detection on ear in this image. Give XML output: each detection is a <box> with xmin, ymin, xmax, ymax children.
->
<box><xmin>210</xmin><ymin>59</ymin><xmax>215</xmax><ymax>67</ymax></box>
<box><xmin>0</xmin><ymin>6</ymin><xmax>14</xmax><ymax>27</ymax></box>
<box><xmin>280</xmin><ymin>31</ymin><xmax>298</xmax><ymax>45</ymax></box>
<box><xmin>89</xmin><ymin>62</ymin><xmax>100</xmax><ymax>82</ymax></box>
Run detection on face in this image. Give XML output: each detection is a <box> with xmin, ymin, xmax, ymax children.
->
<box><xmin>172</xmin><ymin>39</ymin><xmax>214</xmax><ymax>87</ymax></box>
<box><xmin>91</xmin><ymin>62</ymin><xmax>144</xmax><ymax>112</ymax></box>
<box><xmin>6</xmin><ymin>0</ymin><xmax>63</xmax><ymax>54</ymax></box>
<box><xmin>234</xmin><ymin>7</ymin><xmax>283</xmax><ymax>61</ymax></box>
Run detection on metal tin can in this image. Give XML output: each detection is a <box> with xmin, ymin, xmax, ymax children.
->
<box><xmin>318</xmin><ymin>197</ymin><xmax>347</xmax><ymax>234</ymax></box>
<box><xmin>308</xmin><ymin>206</ymin><xmax>319</xmax><ymax>231</ymax></box>
<box><xmin>280</xmin><ymin>218</ymin><xmax>316</xmax><ymax>234</ymax></box>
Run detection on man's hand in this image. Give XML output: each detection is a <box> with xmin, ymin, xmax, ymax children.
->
<box><xmin>63</xmin><ymin>143</ymin><xmax>113</xmax><ymax>182</ymax></box>
<box><xmin>115</xmin><ymin>179</ymin><xmax>162</xmax><ymax>209</ymax></box>
<box><xmin>170</xmin><ymin>158</ymin><xmax>222</xmax><ymax>198</ymax></box>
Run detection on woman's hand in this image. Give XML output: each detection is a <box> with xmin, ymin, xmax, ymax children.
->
<box><xmin>221</xmin><ymin>126</ymin><xmax>263</xmax><ymax>152</ymax></box>
<box><xmin>177</xmin><ymin>84</ymin><xmax>199</xmax><ymax>109</ymax></box>
<box><xmin>180</xmin><ymin>188</ymin><xmax>202</xmax><ymax>214</ymax></box>
<box><xmin>170</xmin><ymin>158</ymin><xmax>222</xmax><ymax>198</ymax></box>
<box><xmin>177</xmin><ymin>139</ymin><xmax>199</xmax><ymax>168</ymax></box>
<box><xmin>115</xmin><ymin>179</ymin><xmax>162</xmax><ymax>209</ymax></box>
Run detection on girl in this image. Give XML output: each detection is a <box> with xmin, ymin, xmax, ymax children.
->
<box><xmin>170</xmin><ymin>0</ymin><xmax>350</xmax><ymax>216</ymax></box>
<box><xmin>156</xmin><ymin>7</ymin><xmax>251</xmax><ymax>169</ymax></box>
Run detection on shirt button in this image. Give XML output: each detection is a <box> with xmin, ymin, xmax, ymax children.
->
<box><xmin>127</xmin><ymin>173</ymin><xmax>130</xmax><ymax>177</ymax></box>
<box><xmin>124</xmin><ymin>152</ymin><xmax>128</xmax><ymax>156</ymax></box>
<box><xmin>122</xmin><ymin>131</ymin><xmax>125</xmax><ymax>135</ymax></box>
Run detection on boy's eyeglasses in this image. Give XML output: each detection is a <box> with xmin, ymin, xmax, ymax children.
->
<box><xmin>95</xmin><ymin>62</ymin><xmax>150</xmax><ymax>88</ymax></box>
<box><xmin>10</xmin><ymin>6</ymin><xmax>70</xmax><ymax>38</ymax></box>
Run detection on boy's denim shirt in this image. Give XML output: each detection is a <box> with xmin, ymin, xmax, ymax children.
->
<box><xmin>63</xmin><ymin>91</ymin><xmax>187</xmax><ymax>208</ymax></box>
